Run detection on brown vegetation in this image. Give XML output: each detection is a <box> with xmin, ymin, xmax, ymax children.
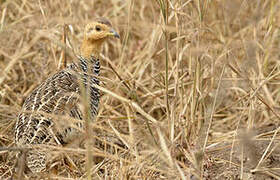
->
<box><xmin>1</xmin><ymin>0</ymin><xmax>280</xmax><ymax>179</ymax></box>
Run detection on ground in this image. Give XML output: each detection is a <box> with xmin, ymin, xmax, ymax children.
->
<box><xmin>0</xmin><ymin>0</ymin><xmax>280</xmax><ymax>179</ymax></box>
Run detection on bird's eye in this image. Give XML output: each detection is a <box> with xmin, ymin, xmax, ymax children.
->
<box><xmin>95</xmin><ymin>26</ymin><xmax>101</xmax><ymax>31</ymax></box>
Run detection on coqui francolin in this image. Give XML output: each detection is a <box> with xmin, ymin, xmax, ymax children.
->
<box><xmin>15</xmin><ymin>17</ymin><xmax>120</xmax><ymax>173</ymax></box>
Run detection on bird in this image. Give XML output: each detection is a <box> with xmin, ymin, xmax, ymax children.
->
<box><xmin>14</xmin><ymin>17</ymin><xmax>120</xmax><ymax>173</ymax></box>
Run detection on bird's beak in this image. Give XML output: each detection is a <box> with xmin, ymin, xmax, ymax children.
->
<box><xmin>108</xmin><ymin>29</ymin><xmax>120</xmax><ymax>39</ymax></box>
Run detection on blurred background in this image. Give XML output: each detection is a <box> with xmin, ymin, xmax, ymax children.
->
<box><xmin>1</xmin><ymin>0</ymin><xmax>280</xmax><ymax>179</ymax></box>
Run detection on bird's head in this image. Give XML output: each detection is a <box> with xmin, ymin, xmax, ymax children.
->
<box><xmin>81</xmin><ymin>17</ymin><xmax>120</xmax><ymax>59</ymax></box>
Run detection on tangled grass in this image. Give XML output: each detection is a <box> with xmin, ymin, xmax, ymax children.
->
<box><xmin>1</xmin><ymin>0</ymin><xmax>280</xmax><ymax>179</ymax></box>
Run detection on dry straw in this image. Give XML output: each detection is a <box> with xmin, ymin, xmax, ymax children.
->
<box><xmin>1</xmin><ymin>0</ymin><xmax>280</xmax><ymax>179</ymax></box>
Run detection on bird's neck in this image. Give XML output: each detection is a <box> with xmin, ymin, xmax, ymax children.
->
<box><xmin>81</xmin><ymin>39</ymin><xmax>104</xmax><ymax>60</ymax></box>
<box><xmin>78</xmin><ymin>55</ymin><xmax>100</xmax><ymax>75</ymax></box>
<box><xmin>79</xmin><ymin>39</ymin><xmax>103</xmax><ymax>76</ymax></box>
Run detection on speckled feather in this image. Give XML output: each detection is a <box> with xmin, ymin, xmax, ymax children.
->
<box><xmin>15</xmin><ymin>56</ymin><xmax>100</xmax><ymax>172</ymax></box>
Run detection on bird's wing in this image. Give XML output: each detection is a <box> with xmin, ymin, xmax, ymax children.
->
<box><xmin>15</xmin><ymin>67</ymin><xmax>83</xmax><ymax>145</ymax></box>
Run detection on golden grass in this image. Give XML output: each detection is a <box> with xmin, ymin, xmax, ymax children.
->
<box><xmin>1</xmin><ymin>0</ymin><xmax>280</xmax><ymax>179</ymax></box>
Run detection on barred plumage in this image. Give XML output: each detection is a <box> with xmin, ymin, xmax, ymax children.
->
<box><xmin>15</xmin><ymin>18</ymin><xmax>119</xmax><ymax>173</ymax></box>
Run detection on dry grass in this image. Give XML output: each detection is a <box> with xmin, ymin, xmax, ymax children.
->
<box><xmin>1</xmin><ymin>0</ymin><xmax>280</xmax><ymax>179</ymax></box>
